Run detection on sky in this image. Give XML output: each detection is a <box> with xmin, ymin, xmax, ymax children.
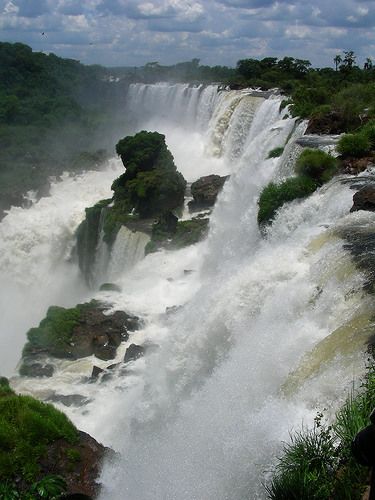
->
<box><xmin>0</xmin><ymin>0</ymin><xmax>374</xmax><ymax>69</ymax></box>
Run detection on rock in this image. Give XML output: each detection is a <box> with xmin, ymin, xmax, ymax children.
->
<box><xmin>48</xmin><ymin>394</ymin><xmax>91</xmax><ymax>407</ymax></box>
<box><xmin>39</xmin><ymin>430</ymin><xmax>112</xmax><ymax>498</ymax></box>
<box><xmin>99</xmin><ymin>283</ymin><xmax>122</xmax><ymax>292</ymax></box>
<box><xmin>19</xmin><ymin>362</ymin><xmax>55</xmax><ymax>378</ymax></box>
<box><xmin>306</xmin><ymin>111</ymin><xmax>349</xmax><ymax>135</ymax></box>
<box><xmin>188</xmin><ymin>174</ymin><xmax>229</xmax><ymax>211</ymax></box>
<box><xmin>91</xmin><ymin>366</ymin><xmax>104</xmax><ymax>380</ymax></box>
<box><xmin>21</xmin><ymin>302</ymin><xmax>140</xmax><ymax>368</ymax></box>
<box><xmin>342</xmin><ymin>157</ymin><xmax>374</xmax><ymax>176</ymax></box>
<box><xmin>124</xmin><ymin>344</ymin><xmax>145</xmax><ymax>364</ymax></box>
<box><xmin>351</xmin><ymin>186</ymin><xmax>375</xmax><ymax>212</ymax></box>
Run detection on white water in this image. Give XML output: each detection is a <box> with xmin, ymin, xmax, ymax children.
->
<box><xmin>3</xmin><ymin>84</ymin><xmax>373</xmax><ymax>499</ymax></box>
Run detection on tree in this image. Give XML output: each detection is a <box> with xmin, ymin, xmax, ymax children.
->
<box><xmin>364</xmin><ymin>58</ymin><xmax>373</xmax><ymax>70</ymax></box>
<box><xmin>334</xmin><ymin>54</ymin><xmax>342</xmax><ymax>71</ymax></box>
<box><xmin>342</xmin><ymin>50</ymin><xmax>356</xmax><ymax>69</ymax></box>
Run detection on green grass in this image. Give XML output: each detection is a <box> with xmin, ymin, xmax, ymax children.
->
<box><xmin>266</xmin><ymin>363</ymin><xmax>375</xmax><ymax>499</ymax></box>
<box><xmin>337</xmin><ymin>133</ymin><xmax>371</xmax><ymax>158</ymax></box>
<box><xmin>0</xmin><ymin>392</ymin><xmax>78</xmax><ymax>485</ymax></box>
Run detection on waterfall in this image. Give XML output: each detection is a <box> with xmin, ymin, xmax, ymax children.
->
<box><xmin>2</xmin><ymin>84</ymin><xmax>371</xmax><ymax>499</ymax></box>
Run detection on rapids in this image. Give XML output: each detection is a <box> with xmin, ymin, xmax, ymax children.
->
<box><xmin>2</xmin><ymin>83</ymin><xmax>373</xmax><ymax>499</ymax></box>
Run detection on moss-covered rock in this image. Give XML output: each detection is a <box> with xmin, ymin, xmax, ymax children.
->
<box><xmin>145</xmin><ymin>216</ymin><xmax>209</xmax><ymax>254</ymax></box>
<box><xmin>75</xmin><ymin>198</ymin><xmax>111</xmax><ymax>284</ymax></box>
<box><xmin>20</xmin><ymin>301</ymin><xmax>138</xmax><ymax>364</ymax></box>
<box><xmin>0</xmin><ymin>386</ymin><xmax>110</xmax><ymax>498</ymax></box>
<box><xmin>76</xmin><ymin>131</ymin><xmax>186</xmax><ymax>282</ymax></box>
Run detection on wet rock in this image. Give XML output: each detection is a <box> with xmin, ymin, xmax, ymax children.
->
<box><xmin>48</xmin><ymin>394</ymin><xmax>91</xmax><ymax>407</ymax></box>
<box><xmin>21</xmin><ymin>302</ymin><xmax>141</xmax><ymax>367</ymax></box>
<box><xmin>188</xmin><ymin>174</ymin><xmax>229</xmax><ymax>211</ymax></box>
<box><xmin>39</xmin><ymin>430</ymin><xmax>112</xmax><ymax>498</ymax></box>
<box><xmin>342</xmin><ymin>157</ymin><xmax>374</xmax><ymax>176</ymax></box>
<box><xmin>90</xmin><ymin>366</ymin><xmax>104</xmax><ymax>380</ymax></box>
<box><xmin>19</xmin><ymin>362</ymin><xmax>55</xmax><ymax>378</ymax></box>
<box><xmin>99</xmin><ymin>283</ymin><xmax>122</xmax><ymax>292</ymax></box>
<box><xmin>351</xmin><ymin>185</ymin><xmax>375</xmax><ymax>212</ymax></box>
<box><xmin>124</xmin><ymin>344</ymin><xmax>145</xmax><ymax>364</ymax></box>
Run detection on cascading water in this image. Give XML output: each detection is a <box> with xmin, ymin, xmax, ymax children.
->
<box><xmin>3</xmin><ymin>84</ymin><xmax>373</xmax><ymax>499</ymax></box>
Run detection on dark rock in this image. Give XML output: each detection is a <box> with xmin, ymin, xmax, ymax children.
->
<box><xmin>91</xmin><ymin>366</ymin><xmax>104</xmax><ymax>380</ymax></box>
<box><xmin>99</xmin><ymin>283</ymin><xmax>122</xmax><ymax>292</ymax></box>
<box><xmin>306</xmin><ymin>111</ymin><xmax>348</xmax><ymax>135</ymax></box>
<box><xmin>351</xmin><ymin>185</ymin><xmax>375</xmax><ymax>212</ymax></box>
<box><xmin>342</xmin><ymin>157</ymin><xmax>374</xmax><ymax>176</ymax></box>
<box><xmin>19</xmin><ymin>362</ymin><xmax>54</xmax><ymax>378</ymax></box>
<box><xmin>124</xmin><ymin>344</ymin><xmax>145</xmax><ymax>364</ymax></box>
<box><xmin>48</xmin><ymin>394</ymin><xmax>91</xmax><ymax>407</ymax></box>
<box><xmin>21</xmin><ymin>302</ymin><xmax>140</xmax><ymax>367</ymax></box>
<box><xmin>188</xmin><ymin>174</ymin><xmax>229</xmax><ymax>211</ymax></box>
<box><xmin>39</xmin><ymin>430</ymin><xmax>113</xmax><ymax>498</ymax></box>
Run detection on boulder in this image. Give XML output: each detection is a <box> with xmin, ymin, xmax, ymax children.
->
<box><xmin>21</xmin><ymin>302</ymin><xmax>140</xmax><ymax>370</ymax></box>
<box><xmin>188</xmin><ymin>174</ymin><xmax>229</xmax><ymax>211</ymax></box>
<box><xmin>351</xmin><ymin>185</ymin><xmax>375</xmax><ymax>212</ymax></box>
<box><xmin>124</xmin><ymin>344</ymin><xmax>145</xmax><ymax>364</ymax></box>
<box><xmin>341</xmin><ymin>157</ymin><xmax>374</xmax><ymax>176</ymax></box>
<box><xmin>39</xmin><ymin>430</ymin><xmax>112</xmax><ymax>498</ymax></box>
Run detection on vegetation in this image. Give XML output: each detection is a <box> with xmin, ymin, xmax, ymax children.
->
<box><xmin>22</xmin><ymin>305</ymin><xmax>81</xmax><ymax>359</ymax></box>
<box><xmin>145</xmin><ymin>216</ymin><xmax>209</xmax><ymax>254</ymax></box>
<box><xmin>267</xmin><ymin>147</ymin><xmax>284</xmax><ymax>159</ymax></box>
<box><xmin>0</xmin><ymin>42</ymin><xmax>126</xmax><ymax>217</ymax></box>
<box><xmin>267</xmin><ymin>362</ymin><xmax>375</xmax><ymax>499</ymax></box>
<box><xmin>258</xmin><ymin>149</ymin><xmax>337</xmax><ymax>227</ymax></box>
<box><xmin>0</xmin><ymin>377</ymin><xmax>78</xmax><ymax>494</ymax></box>
<box><xmin>295</xmin><ymin>149</ymin><xmax>337</xmax><ymax>184</ymax></box>
<box><xmin>337</xmin><ymin>133</ymin><xmax>371</xmax><ymax>158</ymax></box>
<box><xmin>257</xmin><ymin>176</ymin><xmax>317</xmax><ymax>226</ymax></box>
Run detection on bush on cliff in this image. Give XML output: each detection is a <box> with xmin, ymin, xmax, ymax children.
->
<box><xmin>337</xmin><ymin>133</ymin><xmax>371</xmax><ymax>158</ymax></box>
<box><xmin>0</xmin><ymin>378</ymin><xmax>78</xmax><ymax>491</ymax></box>
<box><xmin>258</xmin><ymin>176</ymin><xmax>317</xmax><ymax>226</ymax></box>
<box><xmin>23</xmin><ymin>305</ymin><xmax>81</xmax><ymax>359</ymax></box>
<box><xmin>295</xmin><ymin>149</ymin><xmax>337</xmax><ymax>184</ymax></box>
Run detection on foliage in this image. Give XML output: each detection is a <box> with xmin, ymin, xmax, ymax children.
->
<box><xmin>266</xmin><ymin>363</ymin><xmax>375</xmax><ymax>499</ymax></box>
<box><xmin>295</xmin><ymin>149</ymin><xmax>337</xmax><ymax>184</ymax></box>
<box><xmin>23</xmin><ymin>305</ymin><xmax>81</xmax><ymax>358</ymax></box>
<box><xmin>145</xmin><ymin>217</ymin><xmax>209</xmax><ymax>254</ymax></box>
<box><xmin>267</xmin><ymin>147</ymin><xmax>284</xmax><ymax>158</ymax></box>
<box><xmin>257</xmin><ymin>176</ymin><xmax>317</xmax><ymax>226</ymax></box>
<box><xmin>29</xmin><ymin>475</ymin><xmax>67</xmax><ymax>499</ymax></box>
<box><xmin>337</xmin><ymin>133</ymin><xmax>371</xmax><ymax>158</ymax></box>
<box><xmin>0</xmin><ymin>42</ymin><xmax>125</xmax><ymax>217</ymax></box>
<box><xmin>0</xmin><ymin>393</ymin><xmax>78</xmax><ymax>486</ymax></box>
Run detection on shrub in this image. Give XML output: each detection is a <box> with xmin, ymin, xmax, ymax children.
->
<box><xmin>337</xmin><ymin>133</ymin><xmax>371</xmax><ymax>158</ymax></box>
<box><xmin>0</xmin><ymin>393</ymin><xmax>78</xmax><ymax>485</ymax></box>
<box><xmin>295</xmin><ymin>149</ymin><xmax>337</xmax><ymax>184</ymax></box>
<box><xmin>24</xmin><ymin>305</ymin><xmax>81</xmax><ymax>358</ymax></box>
<box><xmin>257</xmin><ymin>176</ymin><xmax>317</xmax><ymax>226</ymax></box>
<box><xmin>267</xmin><ymin>147</ymin><xmax>284</xmax><ymax>159</ymax></box>
<box><xmin>360</xmin><ymin>120</ymin><xmax>375</xmax><ymax>149</ymax></box>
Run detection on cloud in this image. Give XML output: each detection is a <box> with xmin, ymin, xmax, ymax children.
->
<box><xmin>0</xmin><ymin>0</ymin><xmax>374</xmax><ymax>68</ymax></box>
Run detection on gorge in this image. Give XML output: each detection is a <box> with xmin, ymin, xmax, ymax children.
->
<box><xmin>1</xmin><ymin>83</ymin><xmax>374</xmax><ymax>498</ymax></box>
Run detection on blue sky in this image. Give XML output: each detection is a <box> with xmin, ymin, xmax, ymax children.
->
<box><xmin>0</xmin><ymin>0</ymin><xmax>374</xmax><ymax>68</ymax></box>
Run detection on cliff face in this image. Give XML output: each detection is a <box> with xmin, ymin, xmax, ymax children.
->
<box><xmin>0</xmin><ymin>377</ymin><xmax>110</xmax><ymax>499</ymax></box>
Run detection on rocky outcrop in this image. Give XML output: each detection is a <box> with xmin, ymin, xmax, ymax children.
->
<box><xmin>124</xmin><ymin>343</ymin><xmax>145</xmax><ymax>363</ymax></box>
<box><xmin>40</xmin><ymin>431</ymin><xmax>111</xmax><ymax>499</ymax></box>
<box><xmin>351</xmin><ymin>185</ymin><xmax>375</xmax><ymax>213</ymax></box>
<box><xmin>0</xmin><ymin>377</ymin><xmax>110</xmax><ymax>499</ymax></box>
<box><xmin>306</xmin><ymin>111</ymin><xmax>348</xmax><ymax>135</ymax></box>
<box><xmin>20</xmin><ymin>301</ymin><xmax>140</xmax><ymax>373</ymax></box>
<box><xmin>188</xmin><ymin>174</ymin><xmax>229</xmax><ymax>211</ymax></box>
<box><xmin>341</xmin><ymin>157</ymin><xmax>374</xmax><ymax>176</ymax></box>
